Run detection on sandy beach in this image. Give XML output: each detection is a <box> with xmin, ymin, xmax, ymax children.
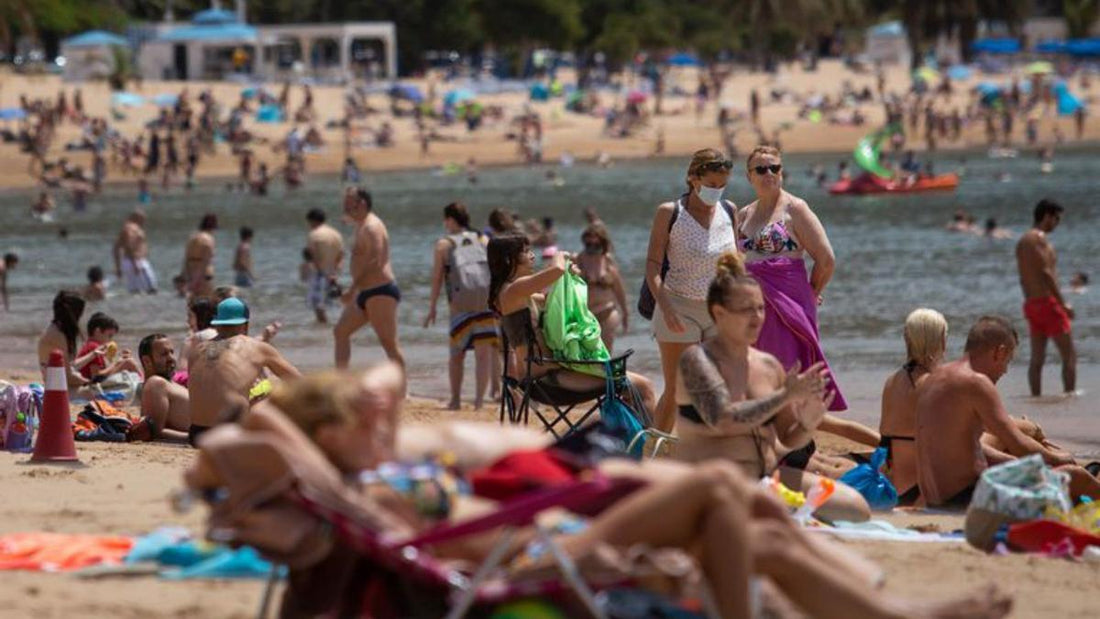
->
<box><xmin>0</xmin><ymin>59</ymin><xmax>1095</xmax><ymax>192</ymax></box>
<box><xmin>2</xmin><ymin>395</ymin><xmax>1098</xmax><ymax>619</ymax></box>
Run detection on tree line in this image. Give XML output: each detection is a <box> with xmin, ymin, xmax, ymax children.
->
<box><xmin>1</xmin><ymin>0</ymin><xmax>1095</xmax><ymax>74</ymax></box>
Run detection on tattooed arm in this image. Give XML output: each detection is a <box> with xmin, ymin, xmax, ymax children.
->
<box><xmin>678</xmin><ymin>345</ymin><xmax>794</xmax><ymax>433</ymax></box>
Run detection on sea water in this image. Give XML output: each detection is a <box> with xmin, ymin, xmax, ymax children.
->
<box><xmin>1</xmin><ymin>151</ymin><xmax>1097</xmax><ymax>454</ymax></box>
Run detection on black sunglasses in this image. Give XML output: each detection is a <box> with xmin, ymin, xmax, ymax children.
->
<box><xmin>752</xmin><ymin>164</ymin><xmax>783</xmax><ymax>175</ymax></box>
<box><xmin>698</xmin><ymin>159</ymin><xmax>734</xmax><ymax>173</ymax></box>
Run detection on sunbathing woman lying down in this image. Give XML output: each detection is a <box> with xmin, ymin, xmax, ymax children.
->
<box><xmin>185</xmin><ymin>363</ymin><xmax>1011</xmax><ymax>619</ymax></box>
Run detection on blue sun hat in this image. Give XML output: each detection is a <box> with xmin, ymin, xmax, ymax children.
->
<box><xmin>210</xmin><ymin>297</ymin><xmax>250</xmax><ymax>326</ymax></box>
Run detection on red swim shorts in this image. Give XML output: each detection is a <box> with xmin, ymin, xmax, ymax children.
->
<box><xmin>1023</xmin><ymin>296</ymin><xmax>1072</xmax><ymax>338</ymax></box>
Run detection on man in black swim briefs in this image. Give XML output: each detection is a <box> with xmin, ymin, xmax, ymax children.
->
<box><xmin>333</xmin><ymin>187</ymin><xmax>406</xmax><ymax>378</ymax></box>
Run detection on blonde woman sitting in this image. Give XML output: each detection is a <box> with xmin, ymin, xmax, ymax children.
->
<box><xmin>675</xmin><ymin>252</ymin><xmax>871</xmax><ymax>523</ymax></box>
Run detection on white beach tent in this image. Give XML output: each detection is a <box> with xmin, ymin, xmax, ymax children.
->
<box><xmin>60</xmin><ymin>30</ymin><xmax>130</xmax><ymax>81</ymax></box>
<box><xmin>865</xmin><ymin>21</ymin><xmax>911</xmax><ymax>67</ymax></box>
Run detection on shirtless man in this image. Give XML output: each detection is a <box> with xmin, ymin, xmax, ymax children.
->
<box><xmin>1</xmin><ymin>253</ymin><xmax>17</xmax><ymax>311</ymax></box>
<box><xmin>137</xmin><ymin>333</ymin><xmax>190</xmax><ymax>441</ymax></box>
<box><xmin>113</xmin><ymin>209</ymin><xmax>158</xmax><ymax>294</ymax></box>
<box><xmin>182</xmin><ymin>213</ymin><xmax>218</xmax><ymax>298</ymax></box>
<box><xmin>1015</xmin><ymin>199</ymin><xmax>1076</xmax><ymax>396</ymax></box>
<box><xmin>333</xmin><ymin>187</ymin><xmax>405</xmax><ymax>373</ymax></box>
<box><xmin>915</xmin><ymin>316</ymin><xmax>1098</xmax><ymax>508</ymax></box>
<box><xmin>305</xmin><ymin>208</ymin><xmax>345</xmax><ymax>323</ymax></box>
<box><xmin>187</xmin><ymin>298</ymin><xmax>301</xmax><ymax>447</ymax></box>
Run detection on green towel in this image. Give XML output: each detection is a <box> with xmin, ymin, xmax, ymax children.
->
<box><xmin>542</xmin><ymin>264</ymin><xmax>609</xmax><ymax>377</ymax></box>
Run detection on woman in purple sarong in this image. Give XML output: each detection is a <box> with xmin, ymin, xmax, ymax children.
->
<box><xmin>735</xmin><ymin>145</ymin><xmax>847</xmax><ymax>413</ymax></box>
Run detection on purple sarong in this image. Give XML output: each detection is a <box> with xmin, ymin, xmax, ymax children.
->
<box><xmin>746</xmin><ymin>256</ymin><xmax>847</xmax><ymax>411</ymax></box>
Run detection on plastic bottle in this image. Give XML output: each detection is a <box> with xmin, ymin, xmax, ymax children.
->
<box><xmin>793</xmin><ymin>477</ymin><xmax>835</xmax><ymax>523</ymax></box>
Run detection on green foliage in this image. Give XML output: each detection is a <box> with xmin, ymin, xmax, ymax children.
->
<box><xmin>1063</xmin><ymin>0</ymin><xmax>1100</xmax><ymax>38</ymax></box>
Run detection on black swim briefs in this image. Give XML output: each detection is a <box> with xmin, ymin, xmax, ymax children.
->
<box><xmin>356</xmin><ymin>281</ymin><xmax>402</xmax><ymax>309</ymax></box>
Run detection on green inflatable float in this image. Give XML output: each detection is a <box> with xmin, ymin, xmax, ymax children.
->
<box><xmin>853</xmin><ymin>124</ymin><xmax>902</xmax><ymax>179</ymax></box>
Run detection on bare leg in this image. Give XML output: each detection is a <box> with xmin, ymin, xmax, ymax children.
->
<box><xmin>1028</xmin><ymin>332</ymin><xmax>1048</xmax><ymax>396</ymax></box>
<box><xmin>333</xmin><ymin>302</ymin><xmax>368</xmax><ymax>369</ymax></box>
<box><xmin>752</xmin><ymin>519</ymin><xmax>1011</xmax><ymax>619</ymax></box>
<box><xmin>489</xmin><ymin>343</ymin><xmax>501</xmax><ymax>399</ymax></box>
<box><xmin>1058</xmin><ymin>464</ymin><xmax>1100</xmax><ymax>500</ymax></box>
<box><xmin>1051</xmin><ymin>332</ymin><xmax>1076</xmax><ymax>393</ymax></box>
<box><xmin>564</xmin><ymin>463</ymin><xmax>753</xmax><ymax>618</ymax></box>
<box><xmin>365</xmin><ymin>295</ymin><xmax>406</xmax><ymax>390</ymax></box>
<box><xmin>473</xmin><ymin>339</ymin><xmax>492</xmax><ymax>410</ymax></box>
<box><xmin>598</xmin><ymin>308</ymin><xmax>621</xmax><ymax>353</ymax></box>
<box><xmin>447</xmin><ymin>351</ymin><xmax>464</xmax><ymax>410</ymax></box>
<box><xmin>655</xmin><ymin>341</ymin><xmax>692</xmax><ymax>433</ymax></box>
<box><xmin>313</xmin><ymin>306</ymin><xmax>328</xmax><ymax>324</ymax></box>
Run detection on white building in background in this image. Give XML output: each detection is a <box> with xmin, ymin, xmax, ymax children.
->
<box><xmin>137</xmin><ymin>9</ymin><xmax>398</xmax><ymax>82</ymax></box>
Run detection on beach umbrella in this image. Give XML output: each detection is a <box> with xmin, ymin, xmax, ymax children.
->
<box><xmin>1025</xmin><ymin>61</ymin><xmax>1054</xmax><ymax>75</ymax></box>
<box><xmin>388</xmin><ymin>83</ymin><xmax>424</xmax><ymax>103</ymax></box>
<box><xmin>111</xmin><ymin>92</ymin><xmax>145</xmax><ymax>108</ymax></box>
<box><xmin>256</xmin><ymin>104</ymin><xmax>285</xmax><ymax>123</ymax></box>
<box><xmin>665</xmin><ymin>52</ymin><xmax>701</xmax><ymax>67</ymax></box>
<box><xmin>443</xmin><ymin>88</ymin><xmax>475</xmax><ymax>107</ymax></box>
<box><xmin>946</xmin><ymin>65</ymin><xmax>972</xmax><ymax>81</ymax></box>
<box><xmin>0</xmin><ymin>107</ymin><xmax>27</xmax><ymax>120</ymax></box>
<box><xmin>913</xmin><ymin>66</ymin><xmax>939</xmax><ymax>83</ymax></box>
<box><xmin>153</xmin><ymin>93</ymin><xmax>179</xmax><ymax>107</ymax></box>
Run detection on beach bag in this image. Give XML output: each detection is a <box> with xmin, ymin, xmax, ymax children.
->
<box><xmin>0</xmin><ymin>381</ymin><xmax>41</xmax><ymax>452</ymax></box>
<box><xmin>838</xmin><ymin>447</ymin><xmax>898</xmax><ymax>511</ymax></box>
<box><xmin>599</xmin><ymin>367</ymin><xmax>646</xmax><ymax>459</ymax></box>
<box><xmin>445</xmin><ymin>231</ymin><xmax>491</xmax><ymax>313</ymax></box>
<box><xmin>964</xmin><ymin>455</ymin><xmax>1072</xmax><ymax>552</ymax></box>
<box><xmin>637</xmin><ymin>199</ymin><xmax>735</xmax><ymax>320</ymax></box>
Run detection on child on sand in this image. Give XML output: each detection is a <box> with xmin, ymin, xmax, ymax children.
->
<box><xmin>76</xmin><ymin>312</ymin><xmax>142</xmax><ymax>382</ymax></box>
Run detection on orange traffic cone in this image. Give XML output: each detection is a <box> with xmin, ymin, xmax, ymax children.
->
<box><xmin>31</xmin><ymin>349</ymin><xmax>78</xmax><ymax>462</ymax></box>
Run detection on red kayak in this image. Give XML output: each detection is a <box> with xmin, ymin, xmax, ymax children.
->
<box><xmin>828</xmin><ymin>173</ymin><xmax>959</xmax><ymax>195</ymax></box>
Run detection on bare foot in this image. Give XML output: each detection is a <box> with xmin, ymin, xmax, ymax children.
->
<box><xmin>905</xmin><ymin>584</ymin><xmax>1012</xmax><ymax>619</ymax></box>
<box><xmin>444</xmin><ymin>399</ymin><xmax>461</xmax><ymax>411</ymax></box>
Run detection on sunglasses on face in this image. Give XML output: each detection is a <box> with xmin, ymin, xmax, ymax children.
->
<box><xmin>698</xmin><ymin>159</ymin><xmax>734</xmax><ymax>174</ymax></box>
<box><xmin>752</xmin><ymin>164</ymin><xmax>783</xmax><ymax>175</ymax></box>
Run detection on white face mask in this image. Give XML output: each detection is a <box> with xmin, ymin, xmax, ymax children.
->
<box><xmin>696</xmin><ymin>184</ymin><xmax>726</xmax><ymax>206</ymax></box>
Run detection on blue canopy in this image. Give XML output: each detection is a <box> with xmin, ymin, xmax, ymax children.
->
<box><xmin>159</xmin><ymin>23</ymin><xmax>256</xmax><ymax>43</ymax></box>
<box><xmin>665</xmin><ymin>52</ymin><xmax>701</xmax><ymax>67</ymax></box>
<box><xmin>1035</xmin><ymin>40</ymin><xmax>1066</xmax><ymax>54</ymax></box>
<box><xmin>191</xmin><ymin>8</ymin><xmax>239</xmax><ymax>25</ymax></box>
<box><xmin>63</xmin><ymin>30</ymin><xmax>128</xmax><ymax>48</ymax></box>
<box><xmin>0</xmin><ymin>107</ymin><xmax>27</xmax><ymax>120</ymax></box>
<box><xmin>1066</xmin><ymin>38</ymin><xmax>1100</xmax><ymax>57</ymax></box>
<box><xmin>971</xmin><ymin>39</ymin><xmax>1020</xmax><ymax>54</ymax></box>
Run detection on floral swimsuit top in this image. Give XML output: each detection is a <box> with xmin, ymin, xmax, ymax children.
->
<box><xmin>737</xmin><ymin>204</ymin><xmax>802</xmax><ymax>261</ymax></box>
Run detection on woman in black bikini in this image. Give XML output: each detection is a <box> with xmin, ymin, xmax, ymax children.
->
<box><xmin>879</xmin><ymin>308</ymin><xmax>947</xmax><ymax>506</ymax></box>
<box><xmin>575</xmin><ymin>224</ymin><xmax>628</xmax><ymax>352</ymax></box>
<box><xmin>488</xmin><ymin>233</ymin><xmax>656</xmax><ymax>413</ymax></box>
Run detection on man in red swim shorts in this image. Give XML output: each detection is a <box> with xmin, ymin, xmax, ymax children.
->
<box><xmin>1015</xmin><ymin>199</ymin><xmax>1075</xmax><ymax>396</ymax></box>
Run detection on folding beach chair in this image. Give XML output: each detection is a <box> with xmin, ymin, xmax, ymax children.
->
<box><xmin>189</xmin><ymin>420</ymin><xmax>715</xmax><ymax>619</ymax></box>
<box><xmin>497</xmin><ymin>310</ymin><xmax>664</xmax><ymax>450</ymax></box>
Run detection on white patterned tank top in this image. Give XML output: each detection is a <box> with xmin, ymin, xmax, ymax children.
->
<box><xmin>664</xmin><ymin>200</ymin><xmax>737</xmax><ymax>300</ymax></box>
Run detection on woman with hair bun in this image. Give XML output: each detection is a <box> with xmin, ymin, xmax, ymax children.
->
<box><xmin>737</xmin><ymin>145</ymin><xmax>847</xmax><ymax>411</ymax></box>
<box><xmin>674</xmin><ymin>252</ymin><xmax>870</xmax><ymax>522</ymax></box>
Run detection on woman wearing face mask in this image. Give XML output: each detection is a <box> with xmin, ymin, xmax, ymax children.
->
<box><xmin>737</xmin><ymin>146</ymin><xmax>847</xmax><ymax>419</ymax></box>
<box><xmin>575</xmin><ymin>224</ymin><xmax>628</xmax><ymax>352</ymax></box>
<box><xmin>644</xmin><ymin>148</ymin><xmax>737</xmax><ymax>433</ymax></box>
